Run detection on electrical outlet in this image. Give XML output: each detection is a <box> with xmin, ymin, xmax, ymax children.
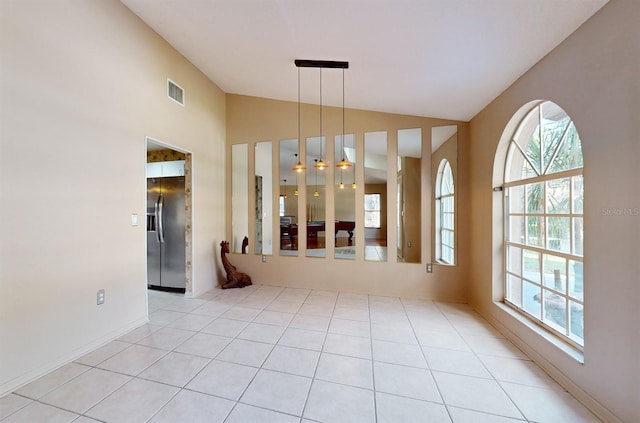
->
<box><xmin>262</xmin><ymin>255</ymin><xmax>267</xmax><ymax>263</ymax></box>
<box><xmin>97</xmin><ymin>289</ymin><xmax>105</xmax><ymax>305</ymax></box>
<box><xmin>426</xmin><ymin>263</ymin><xmax>433</xmax><ymax>273</ymax></box>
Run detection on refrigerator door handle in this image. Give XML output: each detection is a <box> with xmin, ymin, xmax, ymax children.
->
<box><xmin>157</xmin><ymin>194</ymin><xmax>165</xmax><ymax>243</ymax></box>
<box><xmin>154</xmin><ymin>195</ymin><xmax>161</xmax><ymax>243</ymax></box>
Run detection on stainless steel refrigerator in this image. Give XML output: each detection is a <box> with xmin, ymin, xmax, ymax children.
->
<box><xmin>147</xmin><ymin>176</ymin><xmax>186</xmax><ymax>292</ymax></box>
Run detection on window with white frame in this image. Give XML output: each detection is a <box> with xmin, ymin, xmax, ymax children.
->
<box><xmin>435</xmin><ymin>159</ymin><xmax>455</xmax><ymax>264</ymax></box>
<box><xmin>503</xmin><ymin>101</ymin><xmax>584</xmax><ymax>348</ymax></box>
<box><xmin>364</xmin><ymin>193</ymin><xmax>381</xmax><ymax>228</ymax></box>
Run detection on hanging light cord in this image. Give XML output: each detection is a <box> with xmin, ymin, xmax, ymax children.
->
<box><xmin>319</xmin><ymin>68</ymin><xmax>323</xmax><ymax>163</ymax></box>
<box><xmin>342</xmin><ymin>68</ymin><xmax>345</xmax><ymax>161</ymax></box>
<box><xmin>298</xmin><ymin>67</ymin><xmax>301</xmax><ymax>146</ymax></box>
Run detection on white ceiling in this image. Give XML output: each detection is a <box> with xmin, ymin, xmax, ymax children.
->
<box><xmin>121</xmin><ymin>0</ymin><xmax>607</xmax><ymax>121</ymax></box>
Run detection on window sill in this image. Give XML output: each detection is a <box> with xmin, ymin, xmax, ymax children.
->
<box><xmin>493</xmin><ymin>301</ymin><xmax>584</xmax><ymax>364</ymax></box>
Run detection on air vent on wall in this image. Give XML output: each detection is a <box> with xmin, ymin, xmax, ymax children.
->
<box><xmin>167</xmin><ymin>79</ymin><xmax>184</xmax><ymax>106</ymax></box>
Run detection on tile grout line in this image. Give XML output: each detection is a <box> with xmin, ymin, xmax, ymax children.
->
<box><xmin>432</xmin><ymin>301</ymin><xmax>532</xmax><ymax>422</ymax></box>
<box><xmin>148</xmin><ymin>285</ymin><xmax>262</xmax><ymax>422</ymax></box>
<box><xmin>217</xmin><ymin>286</ymin><xmax>313</xmax><ymax>421</ymax></box>
<box><xmin>401</xmin><ymin>296</ymin><xmax>454</xmax><ymax>422</ymax></box>
<box><xmin>366</xmin><ymin>294</ymin><xmax>379</xmax><ymax>423</ymax></box>
<box><xmin>298</xmin><ymin>288</ymin><xmax>338</xmax><ymax>422</ymax></box>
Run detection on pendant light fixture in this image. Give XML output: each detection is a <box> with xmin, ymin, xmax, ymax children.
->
<box><xmin>281</xmin><ymin>179</ymin><xmax>288</xmax><ymax>199</ymax></box>
<box><xmin>336</xmin><ymin>68</ymin><xmax>352</xmax><ymax>170</ymax></box>
<box><xmin>314</xmin><ymin>68</ymin><xmax>327</xmax><ymax>170</ymax></box>
<box><xmin>292</xmin><ymin>67</ymin><xmax>306</xmax><ymax>173</ymax></box>
<box><xmin>293</xmin><ymin>60</ymin><xmax>349</xmax><ymax>174</ymax></box>
<box><xmin>338</xmin><ymin>168</ymin><xmax>345</xmax><ymax>189</ymax></box>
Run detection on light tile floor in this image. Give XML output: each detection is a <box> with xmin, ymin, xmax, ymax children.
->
<box><xmin>1</xmin><ymin>285</ymin><xmax>601</xmax><ymax>423</ymax></box>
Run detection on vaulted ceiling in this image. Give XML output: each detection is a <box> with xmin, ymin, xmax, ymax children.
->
<box><xmin>121</xmin><ymin>0</ymin><xmax>607</xmax><ymax>121</ymax></box>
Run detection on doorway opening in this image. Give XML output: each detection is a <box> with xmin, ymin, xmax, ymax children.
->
<box><xmin>146</xmin><ymin>137</ymin><xmax>193</xmax><ymax>296</ymax></box>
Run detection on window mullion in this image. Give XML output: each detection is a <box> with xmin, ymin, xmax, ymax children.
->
<box><xmin>511</xmin><ymin>139</ymin><xmax>541</xmax><ymax>178</ymax></box>
<box><xmin>538</xmin><ymin>105</ymin><xmax>544</xmax><ymax>174</ymax></box>
<box><xmin>542</xmin><ymin>119</ymin><xmax>571</xmax><ymax>176</ymax></box>
<box><xmin>503</xmin><ymin>167</ymin><xmax>582</xmax><ymax>188</ymax></box>
<box><xmin>565</xmin><ymin>260</ymin><xmax>571</xmax><ymax>338</ymax></box>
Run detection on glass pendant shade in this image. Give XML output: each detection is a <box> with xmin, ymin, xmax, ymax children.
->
<box><xmin>337</xmin><ymin>158</ymin><xmax>351</xmax><ymax>169</ymax></box>
<box><xmin>292</xmin><ymin>161</ymin><xmax>306</xmax><ymax>172</ymax></box>
<box><xmin>314</xmin><ymin>159</ymin><xmax>327</xmax><ymax>170</ymax></box>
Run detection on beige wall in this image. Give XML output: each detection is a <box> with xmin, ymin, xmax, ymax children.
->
<box><xmin>226</xmin><ymin>94</ymin><xmax>469</xmax><ymax>301</ymax></box>
<box><xmin>468</xmin><ymin>1</ymin><xmax>639</xmax><ymax>422</ymax></box>
<box><xmin>0</xmin><ymin>0</ymin><xmax>226</xmax><ymax>395</ymax></box>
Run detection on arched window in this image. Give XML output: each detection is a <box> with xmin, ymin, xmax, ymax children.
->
<box><xmin>504</xmin><ymin>101</ymin><xmax>584</xmax><ymax>348</ymax></box>
<box><xmin>435</xmin><ymin>159</ymin><xmax>454</xmax><ymax>264</ymax></box>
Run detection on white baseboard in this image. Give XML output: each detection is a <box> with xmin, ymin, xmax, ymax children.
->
<box><xmin>0</xmin><ymin>317</ymin><xmax>149</xmax><ymax>398</ymax></box>
<box><xmin>476</xmin><ymin>304</ymin><xmax>621</xmax><ymax>423</ymax></box>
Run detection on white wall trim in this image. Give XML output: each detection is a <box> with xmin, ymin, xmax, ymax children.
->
<box><xmin>0</xmin><ymin>317</ymin><xmax>148</xmax><ymax>397</ymax></box>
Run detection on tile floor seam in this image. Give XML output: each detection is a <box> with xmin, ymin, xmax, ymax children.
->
<box><xmin>0</xmin><ymin>397</ymin><xmax>32</xmax><ymax>422</ymax></box>
<box><xmin>226</xmin><ymin>340</ymin><xmax>280</xmax><ymax>417</ymax></box>
<box><xmin>8</xmin><ymin>400</ymin><xmax>113</xmax><ymax>423</ymax></box>
<box><xmin>231</xmin><ymin>401</ymin><xmax>303</xmax><ymax>421</ymax></box>
<box><xmin>143</xmin><ymin>385</ymin><xmax>183</xmax><ymax>423</ymax></box>
<box><xmin>432</xmin><ymin>301</ymin><xmax>532</xmax><ymax>422</ymax></box>
<box><xmin>432</xmin><ymin>301</ymin><xmax>529</xmax><ymax>421</ymax></box>
<box><xmin>36</xmin><ymin>393</ymin><xmax>109</xmax><ymax>420</ymax></box>
<box><xmin>237</xmin><ymin>370</ymin><xmax>313</xmax><ymax>416</ymax></box>
<box><xmin>133</xmin><ymin>354</ymin><xmax>213</xmax><ymax>389</ymax></box>
<box><xmin>298</xmin><ymin>288</ymin><xmax>339</xmax><ymax>421</ymax></box>
<box><xmin>447</xmin><ymin>404</ymin><xmax>530</xmax><ymax>422</ymax></box>
<box><xmin>366</xmin><ymin>294</ymin><xmax>379</xmax><ymax>423</ymax></box>
<box><xmin>4</xmin><ymin>399</ymin><xmax>82</xmax><ymax>422</ymax></box>
<box><xmin>97</xmin><ymin>346</ymin><xmax>172</xmax><ymax>378</ymax></box>
<box><xmin>73</xmin><ymin>342</ymin><xmax>134</xmax><ymax>368</ymax></box>
<box><xmin>11</xmin><ymin>364</ymin><xmax>93</xmax><ymax>403</ymax></box>
<box><xmin>401</xmin><ymin>296</ymin><xmax>455</xmax><ymax>423</ymax></box>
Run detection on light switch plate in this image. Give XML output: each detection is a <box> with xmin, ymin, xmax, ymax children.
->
<box><xmin>97</xmin><ymin>289</ymin><xmax>105</xmax><ymax>305</ymax></box>
<box><xmin>131</xmin><ymin>214</ymin><xmax>138</xmax><ymax>226</ymax></box>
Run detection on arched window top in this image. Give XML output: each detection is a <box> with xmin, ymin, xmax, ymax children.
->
<box><xmin>436</xmin><ymin>159</ymin><xmax>454</xmax><ymax>197</ymax></box>
<box><xmin>502</xmin><ymin>100</ymin><xmax>585</xmax><ymax>349</ymax></box>
<box><xmin>435</xmin><ymin>158</ymin><xmax>455</xmax><ymax>265</ymax></box>
<box><xmin>506</xmin><ymin>101</ymin><xmax>583</xmax><ymax>183</ymax></box>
